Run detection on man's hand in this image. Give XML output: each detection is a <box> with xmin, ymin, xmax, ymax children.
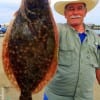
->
<box><xmin>96</xmin><ymin>69</ymin><xmax>100</xmax><ymax>84</ymax></box>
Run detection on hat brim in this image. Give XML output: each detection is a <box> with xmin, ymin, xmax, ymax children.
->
<box><xmin>54</xmin><ymin>0</ymin><xmax>98</xmax><ymax>15</ymax></box>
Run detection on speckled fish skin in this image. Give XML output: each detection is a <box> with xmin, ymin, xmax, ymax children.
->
<box><xmin>2</xmin><ymin>0</ymin><xmax>58</xmax><ymax>100</ymax></box>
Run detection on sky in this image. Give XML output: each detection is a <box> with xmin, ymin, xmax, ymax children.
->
<box><xmin>0</xmin><ymin>0</ymin><xmax>100</xmax><ymax>25</ymax></box>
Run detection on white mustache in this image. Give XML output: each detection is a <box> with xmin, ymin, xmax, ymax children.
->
<box><xmin>70</xmin><ymin>15</ymin><xmax>81</xmax><ymax>19</ymax></box>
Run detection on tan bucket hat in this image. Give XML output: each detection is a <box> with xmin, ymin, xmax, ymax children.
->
<box><xmin>54</xmin><ymin>0</ymin><xmax>99</xmax><ymax>15</ymax></box>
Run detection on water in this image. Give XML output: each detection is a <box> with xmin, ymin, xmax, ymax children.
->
<box><xmin>93</xmin><ymin>30</ymin><xmax>100</xmax><ymax>35</ymax></box>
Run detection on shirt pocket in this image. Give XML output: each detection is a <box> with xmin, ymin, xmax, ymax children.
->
<box><xmin>58</xmin><ymin>48</ymin><xmax>73</xmax><ymax>66</ymax></box>
<box><xmin>88</xmin><ymin>43</ymin><xmax>98</xmax><ymax>68</ymax></box>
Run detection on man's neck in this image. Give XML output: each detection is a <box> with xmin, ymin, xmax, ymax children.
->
<box><xmin>70</xmin><ymin>24</ymin><xmax>85</xmax><ymax>33</ymax></box>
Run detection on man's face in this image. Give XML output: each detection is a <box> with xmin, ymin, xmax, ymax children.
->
<box><xmin>64</xmin><ymin>3</ymin><xmax>87</xmax><ymax>26</ymax></box>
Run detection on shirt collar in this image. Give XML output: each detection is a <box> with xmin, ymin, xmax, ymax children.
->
<box><xmin>66</xmin><ymin>23</ymin><xmax>91</xmax><ymax>34</ymax></box>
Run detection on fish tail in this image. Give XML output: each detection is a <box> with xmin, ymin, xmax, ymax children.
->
<box><xmin>20</xmin><ymin>89</ymin><xmax>32</xmax><ymax>100</ymax></box>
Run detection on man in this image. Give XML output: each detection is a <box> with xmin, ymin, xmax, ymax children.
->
<box><xmin>44</xmin><ymin>0</ymin><xmax>100</xmax><ymax>100</ymax></box>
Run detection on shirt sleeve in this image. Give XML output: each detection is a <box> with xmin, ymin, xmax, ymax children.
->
<box><xmin>97</xmin><ymin>35</ymin><xmax>100</xmax><ymax>69</ymax></box>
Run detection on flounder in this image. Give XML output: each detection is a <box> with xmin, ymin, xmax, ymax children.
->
<box><xmin>2</xmin><ymin>0</ymin><xmax>58</xmax><ymax>100</ymax></box>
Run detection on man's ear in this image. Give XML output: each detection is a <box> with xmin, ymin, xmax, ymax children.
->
<box><xmin>64</xmin><ymin>10</ymin><xmax>67</xmax><ymax>19</ymax></box>
<box><xmin>84</xmin><ymin>8</ymin><xmax>87</xmax><ymax>17</ymax></box>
